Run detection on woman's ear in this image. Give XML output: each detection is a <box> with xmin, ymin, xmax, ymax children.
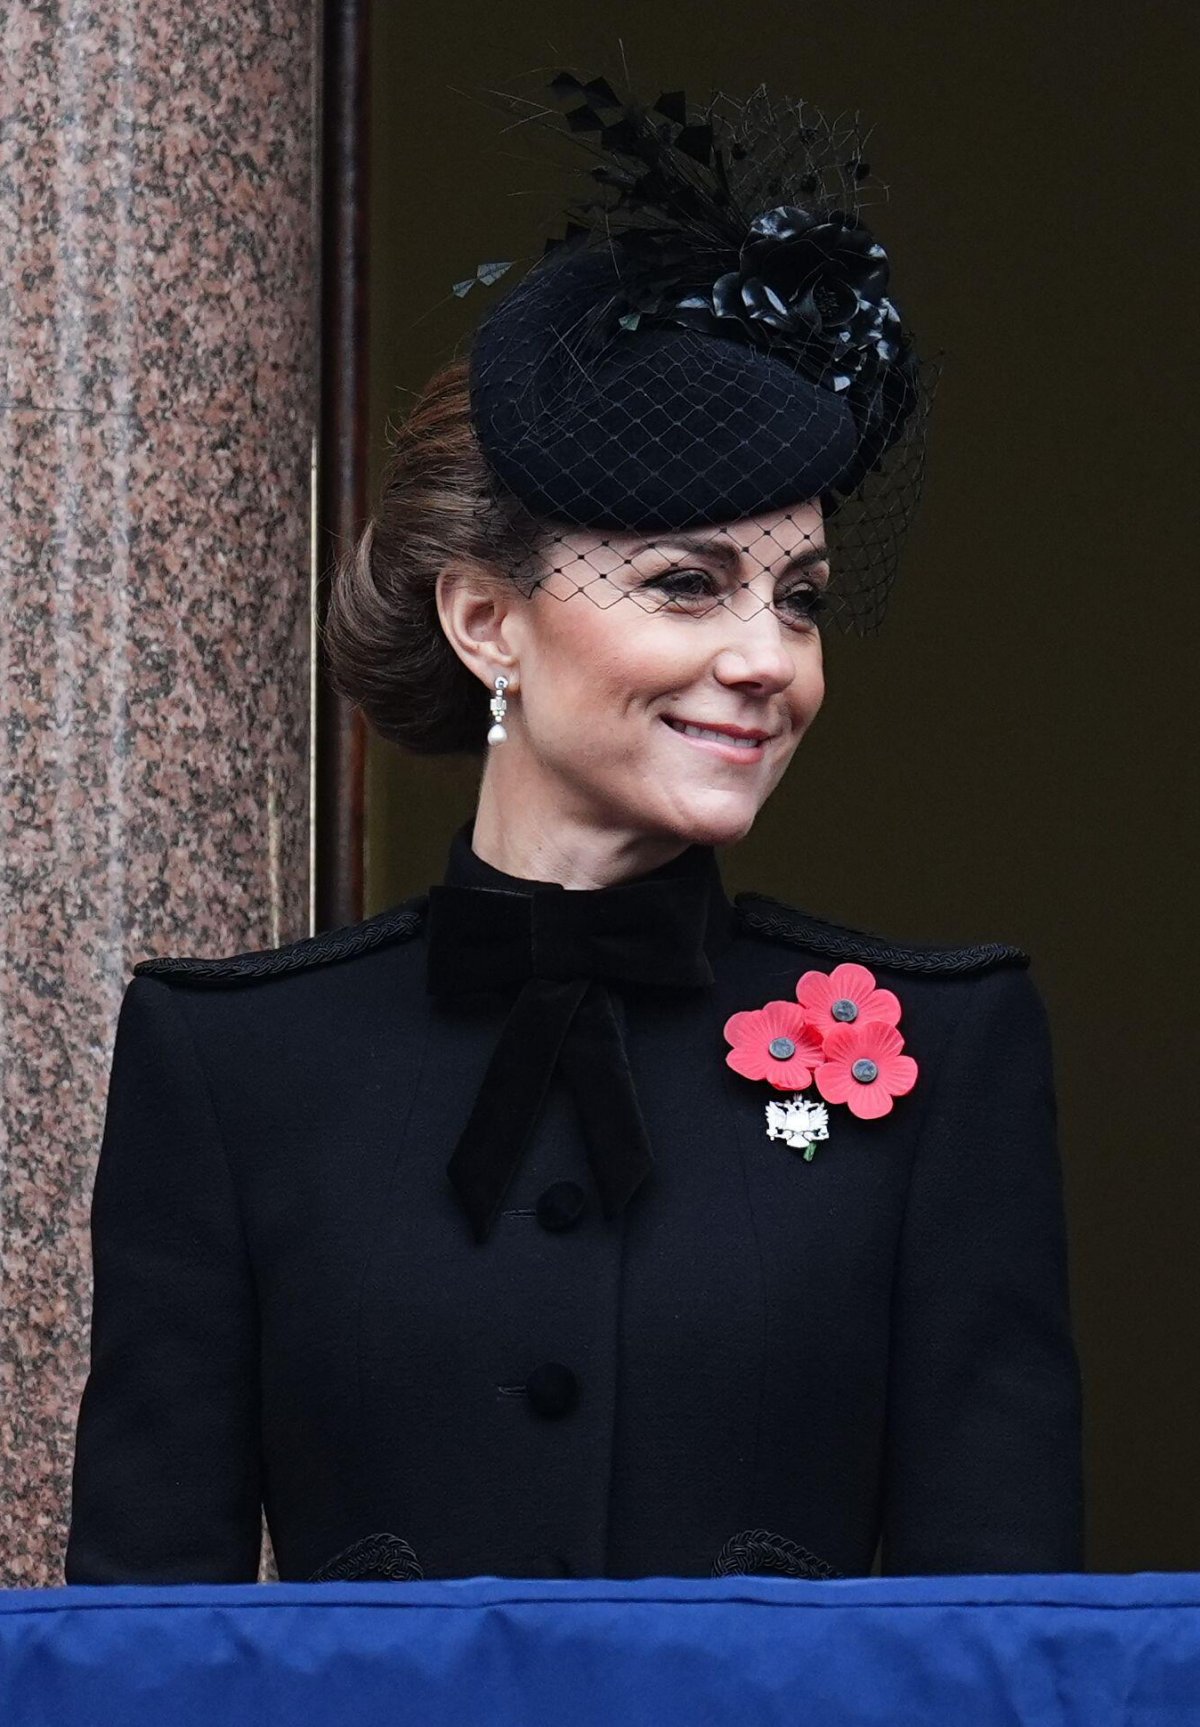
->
<box><xmin>435</xmin><ymin>564</ymin><xmax>521</xmax><ymax>692</ymax></box>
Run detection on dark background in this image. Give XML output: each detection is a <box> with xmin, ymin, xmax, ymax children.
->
<box><xmin>363</xmin><ymin>1</ymin><xmax>1197</xmax><ymax>1573</ymax></box>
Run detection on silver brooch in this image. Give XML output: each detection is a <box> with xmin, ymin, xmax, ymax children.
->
<box><xmin>764</xmin><ymin>1095</ymin><xmax>831</xmax><ymax>1161</ymax></box>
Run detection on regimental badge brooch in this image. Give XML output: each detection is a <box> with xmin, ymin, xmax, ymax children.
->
<box><xmin>723</xmin><ymin>962</ymin><xmax>919</xmax><ymax>1159</ymax></box>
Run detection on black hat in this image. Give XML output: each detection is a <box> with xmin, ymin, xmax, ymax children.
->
<box><xmin>452</xmin><ymin>71</ymin><xmax>940</xmax><ymax>633</ymax></box>
<box><xmin>470</xmin><ymin>240</ymin><xmax>861</xmax><ymax>531</ymax></box>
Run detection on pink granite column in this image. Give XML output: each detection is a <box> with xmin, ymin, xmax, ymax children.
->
<box><xmin>0</xmin><ymin>3</ymin><xmax>317</xmax><ymax>1584</ymax></box>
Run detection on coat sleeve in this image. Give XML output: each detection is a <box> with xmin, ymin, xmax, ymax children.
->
<box><xmin>64</xmin><ymin>975</ymin><xmax>262</xmax><ymax>1582</ymax></box>
<box><xmin>879</xmin><ymin>964</ymin><xmax>1085</xmax><ymax>1575</ymax></box>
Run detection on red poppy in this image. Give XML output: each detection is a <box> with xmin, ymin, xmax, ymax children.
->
<box><xmin>723</xmin><ymin>1001</ymin><xmax>826</xmax><ymax>1091</ymax></box>
<box><xmin>814</xmin><ymin>1020</ymin><xmax>919</xmax><ymax>1120</ymax></box>
<box><xmin>794</xmin><ymin>960</ymin><xmax>902</xmax><ymax>1040</ymax></box>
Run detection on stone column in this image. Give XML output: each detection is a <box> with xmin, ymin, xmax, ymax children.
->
<box><xmin>1</xmin><ymin>2</ymin><xmax>317</xmax><ymax>1585</ymax></box>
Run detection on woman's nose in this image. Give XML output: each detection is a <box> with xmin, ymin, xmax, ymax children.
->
<box><xmin>711</xmin><ymin>602</ymin><xmax>797</xmax><ymax>692</ymax></box>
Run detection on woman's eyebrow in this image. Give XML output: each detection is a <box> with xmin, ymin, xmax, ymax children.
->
<box><xmin>635</xmin><ymin>533</ymin><xmax>831</xmax><ymax>577</ymax></box>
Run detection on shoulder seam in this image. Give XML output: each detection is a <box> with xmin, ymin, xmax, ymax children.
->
<box><xmin>733</xmin><ymin>892</ymin><xmax>1030</xmax><ymax>976</ymax></box>
<box><xmin>131</xmin><ymin>894</ymin><xmax>429</xmax><ymax>985</ymax></box>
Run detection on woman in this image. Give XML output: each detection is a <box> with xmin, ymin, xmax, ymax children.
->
<box><xmin>64</xmin><ymin>73</ymin><xmax>1084</xmax><ymax>1584</ymax></box>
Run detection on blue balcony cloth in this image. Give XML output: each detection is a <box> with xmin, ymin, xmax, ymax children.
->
<box><xmin>2</xmin><ymin>1572</ymin><xmax>1197</xmax><ymax>1727</ymax></box>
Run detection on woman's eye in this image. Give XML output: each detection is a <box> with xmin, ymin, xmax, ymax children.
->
<box><xmin>642</xmin><ymin>568</ymin><xmax>718</xmax><ymax>603</ymax></box>
<box><xmin>776</xmin><ymin>584</ymin><xmax>828</xmax><ymax>627</ymax></box>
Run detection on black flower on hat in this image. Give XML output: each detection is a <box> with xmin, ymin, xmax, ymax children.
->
<box><xmin>611</xmin><ymin>201</ymin><xmax>919</xmax><ymax>493</ymax></box>
<box><xmin>636</xmin><ymin>204</ymin><xmax>906</xmax><ymax>396</ymax></box>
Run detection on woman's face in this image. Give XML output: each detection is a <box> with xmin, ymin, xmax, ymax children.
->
<box><xmin>484</xmin><ymin>500</ymin><xmax>829</xmax><ymax>850</ymax></box>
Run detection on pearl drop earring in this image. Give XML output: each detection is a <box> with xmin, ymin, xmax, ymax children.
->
<box><xmin>487</xmin><ymin>674</ymin><xmax>510</xmax><ymax>745</ymax></box>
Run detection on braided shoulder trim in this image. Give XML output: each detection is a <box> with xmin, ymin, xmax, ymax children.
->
<box><xmin>734</xmin><ymin>892</ymin><xmax>1029</xmax><ymax>976</ymax></box>
<box><xmin>713</xmin><ymin>1526</ymin><xmax>844</xmax><ymax>1580</ymax></box>
<box><xmin>132</xmin><ymin>895</ymin><xmax>428</xmax><ymax>985</ymax></box>
<box><xmin>308</xmin><ymin>1532</ymin><xmax>424</xmax><ymax>1583</ymax></box>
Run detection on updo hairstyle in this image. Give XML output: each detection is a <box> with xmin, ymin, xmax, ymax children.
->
<box><xmin>322</xmin><ymin>358</ymin><xmax>551</xmax><ymax>756</ymax></box>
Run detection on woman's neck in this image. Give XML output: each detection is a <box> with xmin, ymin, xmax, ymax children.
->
<box><xmin>470</xmin><ymin>775</ymin><xmax>690</xmax><ymax>890</ymax></box>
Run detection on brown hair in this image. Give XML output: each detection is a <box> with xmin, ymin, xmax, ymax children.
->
<box><xmin>322</xmin><ymin>358</ymin><xmax>551</xmax><ymax>755</ymax></box>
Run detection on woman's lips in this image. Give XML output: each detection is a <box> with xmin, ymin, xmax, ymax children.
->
<box><xmin>660</xmin><ymin>714</ymin><xmax>773</xmax><ymax>764</ymax></box>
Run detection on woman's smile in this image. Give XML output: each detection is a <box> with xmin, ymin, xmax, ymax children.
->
<box><xmin>660</xmin><ymin>713</ymin><xmax>777</xmax><ymax>764</ymax></box>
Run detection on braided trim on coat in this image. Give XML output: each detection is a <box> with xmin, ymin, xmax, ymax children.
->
<box><xmin>133</xmin><ymin>895</ymin><xmax>428</xmax><ymax>985</ymax></box>
<box><xmin>734</xmin><ymin>892</ymin><xmax>1030</xmax><ymax>976</ymax></box>
<box><xmin>712</xmin><ymin>1527</ymin><xmax>844</xmax><ymax>1580</ymax></box>
<box><xmin>307</xmin><ymin>1531</ymin><xmax>425</xmax><ymax>1583</ymax></box>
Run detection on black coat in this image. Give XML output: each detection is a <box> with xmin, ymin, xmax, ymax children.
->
<box><xmin>64</xmin><ymin>826</ymin><xmax>1085</xmax><ymax>1584</ymax></box>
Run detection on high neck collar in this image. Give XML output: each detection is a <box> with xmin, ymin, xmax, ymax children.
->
<box><xmin>440</xmin><ymin>818</ymin><xmax>737</xmax><ymax>966</ymax></box>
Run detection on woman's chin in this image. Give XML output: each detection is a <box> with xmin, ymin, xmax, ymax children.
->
<box><xmin>650</xmin><ymin>793</ymin><xmax>764</xmax><ymax>850</ymax></box>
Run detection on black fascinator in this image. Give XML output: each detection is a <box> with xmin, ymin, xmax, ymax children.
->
<box><xmin>452</xmin><ymin>68</ymin><xmax>941</xmax><ymax>634</ymax></box>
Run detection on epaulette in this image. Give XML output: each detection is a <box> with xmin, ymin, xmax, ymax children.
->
<box><xmin>132</xmin><ymin>893</ymin><xmax>428</xmax><ymax>986</ymax></box>
<box><xmin>733</xmin><ymin>891</ymin><xmax>1030</xmax><ymax>976</ymax></box>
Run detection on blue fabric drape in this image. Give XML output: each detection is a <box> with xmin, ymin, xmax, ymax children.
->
<box><xmin>2</xmin><ymin>1573</ymin><xmax>1197</xmax><ymax>1726</ymax></box>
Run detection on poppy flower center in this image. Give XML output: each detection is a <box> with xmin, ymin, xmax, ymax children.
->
<box><xmin>851</xmin><ymin>1058</ymin><xmax>879</xmax><ymax>1083</ymax></box>
<box><xmin>830</xmin><ymin>998</ymin><xmax>858</xmax><ymax>1022</ymax></box>
<box><xmin>768</xmin><ymin>1036</ymin><xmax>797</xmax><ymax>1060</ymax></box>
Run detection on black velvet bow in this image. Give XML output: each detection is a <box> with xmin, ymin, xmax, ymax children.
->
<box><xmin>425</xmin><ymin>875</ymin><xmax>716</xmax><ymax>1243</ymax></box>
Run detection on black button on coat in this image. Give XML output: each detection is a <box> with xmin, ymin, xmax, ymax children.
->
<box><xmin>63</xmin><ymin>825</ymin><xmax>1084</xmax><ymax>1584</ymax></box>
